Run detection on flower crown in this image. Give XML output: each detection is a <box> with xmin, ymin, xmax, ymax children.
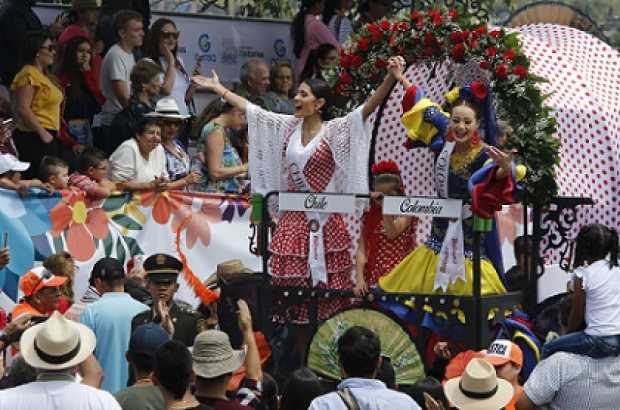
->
<box><xmin>371</xmin><ymin>160</ymin><xmax>401</xmax><ymax>176</ymax></box>
<box><xmin>444</xmin><ymin>80</ymin><xmax>498</xmax><ymax>147</ymax></box>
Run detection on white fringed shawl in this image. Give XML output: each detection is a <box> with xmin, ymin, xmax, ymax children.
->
<box><xmin>247</xmin><ymin>103</ymin><xmax>372</xmax><ymax>197</ymax></box>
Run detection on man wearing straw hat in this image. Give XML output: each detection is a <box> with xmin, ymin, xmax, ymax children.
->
<box><xmin>132</xmin><ymin>253</ymin><xmax>202</xmax><ymax>347</ymax></box>
<box><xmin>0</xmin><ymin>311</ymin><xmax>121</xmax><ymax>409</ymax></box>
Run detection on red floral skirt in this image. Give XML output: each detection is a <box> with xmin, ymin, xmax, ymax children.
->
<box><xmin>270</xmin><ymin>211</ymin><xmax>354</xmax><ymax>323</ymax></box>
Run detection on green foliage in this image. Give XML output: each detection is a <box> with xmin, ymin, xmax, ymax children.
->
<box><xmin>328</xmin><ymin>7</ymin><xmax>560</xmax><ymax>205</ymax></box>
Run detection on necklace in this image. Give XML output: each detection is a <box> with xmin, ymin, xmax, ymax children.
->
<box><xmin>450</xmin><ymin>144</ymin><xmax>482</xmax><ymax>172</ymax></box>
<box><xmin>168</xmin><ymin>396</ymin><xmax>200</xmax><ymax>409</ymax></box>
<box><xmin>134</xmin><ymin>376</ymin><xmax>152</xmax><ymax>385</ymax></box>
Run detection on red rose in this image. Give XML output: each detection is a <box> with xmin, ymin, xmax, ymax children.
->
<box><xmin>503</xmin><ymin>49</ymin><xmax>516</xmax><ymax>61</ymax></box>
<box><xmin>339</xmin><ymin>71</ymin><xmax>353</xmax><ymax>85</ymax></box>
<box><xmin>358</xmin><ymin>37</ymin><xmax>369</xmax><ymax>52</ymax></box>
<box><xmin>428</xmin><ymin>9</ymin><xmax>443</xmax><ymax>26</ymax></box>
<box><xmin>485</xmin><ymin>46</ymin><xmax>497</xmax><ymax>57</ymax></box>
<box><xmin>495</xmin><ymin>64</ymin><xmax>509</xmax><ymax>79</ymax></box>
<box><xmin>422</xmin><ymin>47</ymin><xmax>436</xmax><ymax>57</ymax></box>
<box><xmin>380</xmin><ymin>19</ymin><xmax>391</xmax><ymax>31</ymax></box>
<box><xmin>397</xmin><ymin>21</ymin><xmax>410</xmax><ymax>31</ymax></box>
<box><xmin>371</xmin><ymin>31</ymin><xmax>382</xmax><ymax>43</ymax></box>
<box><xmin>489</xmin><ymin>29</ymin><xmax>503</xmax><ymax>38</ymax></box>
<box><xmin>451</xmin><ymin>43</ymin><xmax>465</xmax><ymax>62</ymax></box>
<box><xmin>473</xmin><ymin>25</ymin><xmax>487</xmax><ymax>37</ymax></box>
<box><xmin>479</xmin><ymin>60</ymin><xmax>491</xmax><ymax>70</ymax></box>
<box><xmin>368</xmin><ymin>23</ymin><xmax>379</xmax><ymax>34</ymax></box>
<box><xmin>335</xmin><ymin>84</ymin><xmax>344</xmax><ymax>95</ymax></box>
<box><xmin>450</xmin><ymin>31</ymin><xmax>465</xmax><ymax>43</ymax></box>
<box><xmin>513</xmin><ymin>65</ymin><xmax>528</xmax><ymax>79</ymax></box>
<box><xmin>468</xmin><ymin>39</ymin><xmax>479</xmax><ymax>49</ymax></box>
<box><xmin>470</xmin><ymin>80</ymin><xmax>488</xmax><ymax>101</ymax></box>
<box><xmin>350</xmin><ymin>54</ymin><xmax>363</xmax><ymax>68</ymax></box>
<box><xmin>411</xmin><ymin>11</ymin><xmax>422</xmax><ymax>21</ymax></box>
<box><xmin>340</xmin><ymin>53</ymin><xmax>351</xmax><ymax>68</ymax></box>
<box><xmin>423</xmin><ymin>32</ymin><xmax>437</xmax><ymax>47</ymax></box>
<box><xmin>448</xmin><ymin>9</ymin><xmax>458</xmax><ymax>19</ymax></box>
<box><xmin>375</xmin><ymin>58</ymin><xmax>388</xmax><ymax>69</ymax></box>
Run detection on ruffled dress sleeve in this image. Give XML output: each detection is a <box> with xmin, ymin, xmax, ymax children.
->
<box><xmin>246</xmin><ymin>103</ymin><xmax>301</xmax><ymax>194</ymax></box>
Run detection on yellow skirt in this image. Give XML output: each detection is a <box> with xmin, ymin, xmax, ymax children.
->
<box><xmin>378</xmin><ymin>244</ymin><xmax>507</xmax><ymax>296</ymax></box>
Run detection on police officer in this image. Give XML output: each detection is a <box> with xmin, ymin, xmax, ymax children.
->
<box><xmin>131</xmin><ymin>253</ymin><xmax>203</xmax><ymax>347</ymax></box>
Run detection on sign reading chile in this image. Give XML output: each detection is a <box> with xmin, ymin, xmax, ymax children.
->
<box><xmin>273</xmin><ymin>39</ymin><xmax>287</xmax><ymax>58</ymax></box>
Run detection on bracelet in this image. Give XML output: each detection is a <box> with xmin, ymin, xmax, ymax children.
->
<box><xmin>222</xmin><ymin>89</ymin><xmax>230</xmax><ymax>100</ymax></box>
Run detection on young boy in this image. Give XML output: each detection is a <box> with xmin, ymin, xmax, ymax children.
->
<box><xmin>0</xmin><ymin>153</ymin><xmax>52</xmax><ymax>195</ymax></box>
<box><xmin>39</xmin><ymin>156</ymin><xmax>70</xmax><ymax>191</ymax></box>
<box><xmin>69</xmin><ymin>148</ymin><xmax>116</xmax><ymax>199</ymax></box>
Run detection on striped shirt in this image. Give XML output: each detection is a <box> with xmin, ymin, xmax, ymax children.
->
<box><xmin>524</xmin><ymin>352</ymin><xmax>620</xmax><ymax>409</ymax></box>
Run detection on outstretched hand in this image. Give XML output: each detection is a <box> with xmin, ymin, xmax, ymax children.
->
<box><xmin>192</xmin><ymin>70</ymin><xmax>221</xmax><ymax>92</ymax></box>
<box><xmin>486</xmin><ymin>145</ymin><xmax>514</xmax><ymax>174</ymax></box>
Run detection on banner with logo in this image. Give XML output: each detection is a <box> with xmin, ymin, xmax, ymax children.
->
<box><xmin>34</xmin><ymin>7</ymin><xmax>295</xmax><ymax>83</ymax></box>
<box><xmin>0</xmin><ymin>189</ymin><xmax>261</xmax><ymax>314</ymax></box>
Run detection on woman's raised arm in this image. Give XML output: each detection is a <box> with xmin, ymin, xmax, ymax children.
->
<box><xmin>362</xmin><ymin>56</ymin><xmax>406</xmax><ymax>121</ymax></box>
<box><xmin>192</xmin><ymin>71</ymin><xmax>249</xmax><ymax>112</ymax></box>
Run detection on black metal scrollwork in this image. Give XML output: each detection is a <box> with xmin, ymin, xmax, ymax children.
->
<box><xmin>536</xmin><ymin>197</ymin><xmax>593</xmax><ymax>276</ymax></box>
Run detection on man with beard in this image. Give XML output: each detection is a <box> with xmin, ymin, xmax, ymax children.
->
<box><xmin>132</xmin><ymin>253</ymin><xmax>202</xmax><ymax>347</ymax></box>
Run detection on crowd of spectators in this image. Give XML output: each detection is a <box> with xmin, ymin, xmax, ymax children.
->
<box><xmin>0</xmin><ymin>1</ymin><xmax>618</xmax><ymax>410</ymax></box>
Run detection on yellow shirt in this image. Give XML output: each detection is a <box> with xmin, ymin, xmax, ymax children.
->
<box><xmin>11</xmin><ymin>65</ymin><xmax>63</xmax><ymax>131</ymax></box>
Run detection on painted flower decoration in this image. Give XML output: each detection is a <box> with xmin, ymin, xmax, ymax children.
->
<box><xmin>171</xmin><ymin>195</ymin><xmax>223</xmax><ymax>249</ymax></box>
<box><xmin>139</xmin><ymin>190</ymin><xmax>191</xmax><ymax>225</ymax></box>
<box><xmin>49</xmin><ymin>191</ymin><xmax>109</xmax><ymax>261</ymax></box>
<box><xmin>219</xmin><ymin>195</ymin><xmax>250</xmax><ymax>222</ymax></box>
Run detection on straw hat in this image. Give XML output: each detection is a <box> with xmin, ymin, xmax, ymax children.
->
<box><xmin>192</xmin><ymin>330</ymin><xmax>246</xmax><ymax>378</ymax></box>
<box><xmin>444</xmin><ymin>358</ymin><xmax>514</xmax><ymax>410</ymax></box>
<box><xmin>20</xmin><ymin>311</ymin><xmax>96</xmax><ymax>371</ymax></box>
<box><xmin>213</xmin><ymin>260</ymin><xmax>255</xmax><ymax>284</ymax></box>
<box><xmin>145</xmin><ymin>97</ymin><xmax>190</xmax><ymax>120</ymax></box>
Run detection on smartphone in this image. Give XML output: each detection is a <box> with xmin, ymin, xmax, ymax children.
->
<box><xmin>2</xmin><ymin>232</ymin><xmax>7</xmax><ymax>248</ymax></box>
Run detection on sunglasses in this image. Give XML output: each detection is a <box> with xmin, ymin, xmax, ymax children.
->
<box><xmin>161</xmin><ymin>31</ymin><xmax>180</xmax><ymax>40</ymax></box>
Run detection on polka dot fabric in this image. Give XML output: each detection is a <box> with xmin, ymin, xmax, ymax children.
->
<box><xmin>370</xmin><ymin>24</ymin><xmax>619</xmax><ymax>265</ymax></box>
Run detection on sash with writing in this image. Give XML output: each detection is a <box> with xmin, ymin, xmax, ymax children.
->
<box><xmin>434</xmin><ymin>142</ymin><xmax>469</xmax><ymax>292</ymax></box>
<box><xmin>285</xmin><ymin>127</ymin><xmax>331</xmax><ymax>285</ymax></box>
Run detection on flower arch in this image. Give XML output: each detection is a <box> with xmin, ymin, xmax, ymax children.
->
<box><xmin>326</xmin><ymin>7</ymin><xmax>560</xmax><ymax>205</ymax></box>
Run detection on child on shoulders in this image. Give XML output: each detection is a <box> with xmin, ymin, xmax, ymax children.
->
<box><xmin>541</xmin><ymin>223</ymin><xmax>620</xmax><ymax>359</ymax></box>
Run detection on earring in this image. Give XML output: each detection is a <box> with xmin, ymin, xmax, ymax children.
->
<box><xmin>471</xmin><ymin>130</ymin><xmax>481</xmax><ymax>145</ymax></box>
<box><xmin>446</xmin><ymin>130</ymin><xmax>455</xmax><ymax>142</ymax></box>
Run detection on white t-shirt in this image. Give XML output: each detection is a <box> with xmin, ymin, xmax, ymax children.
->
<box><xmin>0</xmin><ymin>380</ymin><xmax>122</xmax><ymax>410</ymax></box>
<box><xmin>108</xmin><ymin>138</ymin><xmax>167</xmax><ymax>183</ymax></box>
<box><xmin>99</xmin><ymin>44</ymin><xmax>135</xmax><ymax>126</ymax></box>
<box><xmin>573</xmin><ymin>259</ymin><xmax>620</xmax><ymax>336</ymax></box>
<box><xmin>159</xmin><ymin>56</ymin><xmax>191</xmax><ymax>115</ymax></box>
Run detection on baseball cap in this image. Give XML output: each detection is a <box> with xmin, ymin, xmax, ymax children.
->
<box><xmin>91</xmin><ymin>257</ymin><xmax>125</xmax><ymax>282</ymax></box>
<box><xmin>19</xmin><ymin>266</ymin><xmax>68</xmax><ymax>297</ymax></box>
<box><xmin>129</xmin><ymin>323</ymin><xmax>170</xmax><ymax>357</ymax></box>
<box><xmin>485</xmin><ymin>339</ymin><xmax>523</xmax><ymax>367</ymax></box>
<box><xmin>0</xmin><ymin>154</ymin><xmax>30</xmax><ymax>174</ymax></box>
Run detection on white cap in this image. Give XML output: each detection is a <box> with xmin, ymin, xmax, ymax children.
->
<box><xmin>0</xmin><ymin>154</ymin><xmax>30</xmax><ymax>174</ymax></box>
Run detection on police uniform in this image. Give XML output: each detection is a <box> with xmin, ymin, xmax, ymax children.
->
<box><xmin>131</xmin><ymin>253</ymin><xmax>205</xmax><ymax>347</ymax></box>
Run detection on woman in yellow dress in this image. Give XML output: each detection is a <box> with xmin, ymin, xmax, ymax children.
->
<box><xmin>379</xmin><ymin>73</ymin><xmax>518</xmax><ymax>297</ymax></box>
